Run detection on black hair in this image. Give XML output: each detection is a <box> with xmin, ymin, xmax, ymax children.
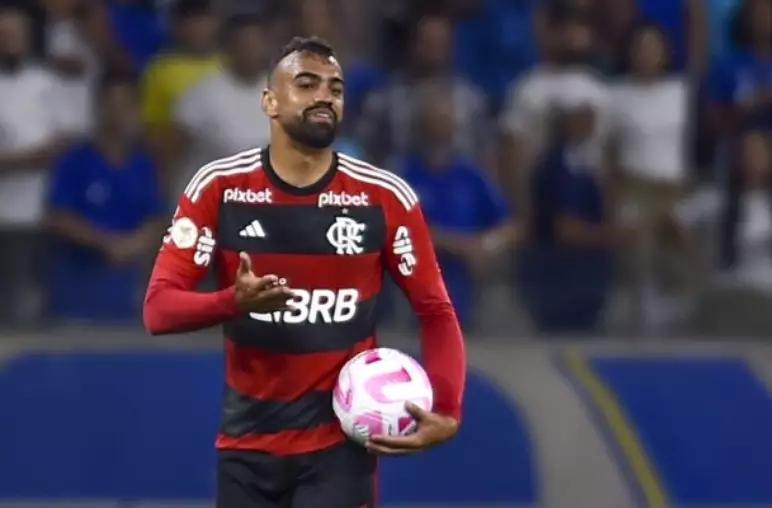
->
<box><xmin>171</xmin><ymin>0</ymin><xmax>213</xmax><ymax>21</ymax></box>
<box><xmin>268</xmin><ymin>36</ymin><xmax>336</xmax><ymax>81</ymax></box>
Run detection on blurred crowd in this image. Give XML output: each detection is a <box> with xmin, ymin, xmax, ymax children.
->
<box><xmin>0</xmin><ymin>0</ymin><xmax>769</xmax><ymax>337</ymax></box>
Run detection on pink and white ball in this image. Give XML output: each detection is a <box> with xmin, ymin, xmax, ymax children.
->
<box><xmin>332</xmin><ymin>347</ymin><xmax>434</xmax><ymax>445</ymax></box>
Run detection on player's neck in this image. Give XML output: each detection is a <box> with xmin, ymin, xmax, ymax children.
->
<box><xmin>268</xmin><ymin>136</ymin><xmax>334</xmax><ymax>189</ymax></box>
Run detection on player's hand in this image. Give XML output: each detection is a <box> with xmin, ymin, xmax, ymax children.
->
<box><xmin>365</xmin><ymin>402</ymin><xmax>459</xmax><ymax>456</ymax></box>
<box><xmin>234</xmin><ymin>252</ymin><xmax>295</xmax><ymax>313</ymax></box>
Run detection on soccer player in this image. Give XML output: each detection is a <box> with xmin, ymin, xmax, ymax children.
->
<box><xmin>143</xmin><ymin>36</ymin><xmax>466</xmax><ymax>508</ymax></box>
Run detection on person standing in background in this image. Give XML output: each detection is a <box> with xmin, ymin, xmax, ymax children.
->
<box><xmin>608</xmin><ymin>23</ymin><xmax>695</xmax><ymax>332</ymax></box>
<box><xmin>403</xmin><ymin>90</ymin><xmax>517</xmax><ymax>328</ymax></box>
<box><xmin>46</xmin><ymin>73</ymin><xmax>164</xmax><ymax>324</ymax></box>
<box><xmin>519</xmin><ymin>103</ymin><xmax>628</xmax><ymax>333</ymax></box>
<box><xmin>358</xmin><ymin>12</ymin><xmax>490</xmax><ymax>168</ymax></box>
<box><xmin>141</xmin><ymin>0</ymin><xmax>219</xmax><ymax>189</ymax></box>
<box><xmin>0</xmin><ymin>5</ymin><xmax>68</xmax><ymax>326</ymax></box>
<box><xmin>498</xmin><ymin>11</ymin><xmax>608</xmax><ymax>224</ymax></box>
<box><xmin>707</xmin><ymin>0</ymin><xmax>771</xmax><ymax>144</ymax></box>
<box><xmin>166</xmin><ymin>12</ymin><xmax>272</xmax><ymax>199</ymax></box>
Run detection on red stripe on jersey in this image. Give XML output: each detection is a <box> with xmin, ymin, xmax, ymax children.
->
<box><xmin>216</xmin><ymin>422</ymin><xmax>346</xmax><ymax>455</ymax></box>
<box><xmin>218</xmin><ymin>251</ymin><xmax>384</xmax><ymax>300</ymax></box>
<box><xmin>225</xmin><ymin>336</ymin><xmax>376</xmax><ymax>401</ymax></box>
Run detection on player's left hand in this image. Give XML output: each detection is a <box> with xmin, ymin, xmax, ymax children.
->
<box><xmin>366</xmin><ymin>402</ymin><xmax>459</xmax><ymax>456</ymax></box>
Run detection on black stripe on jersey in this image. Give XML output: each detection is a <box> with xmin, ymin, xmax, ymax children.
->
<box><xmin>223</xmin><ymin>296</ymin><xmax>377</xmax><ymax>353</ymax></box>
<box><xmin>218</xmin><ymin>203</ymin><xmax>386</xmax><ymax>255</ymax></box>
<box><xmin>220</xmin><ymin>386</ymin><xmax>335</xmax><ymax>436</ymax></box>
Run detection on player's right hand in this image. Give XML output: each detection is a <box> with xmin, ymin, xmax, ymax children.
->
<box><xmin>234</xmin><ymin>252</ymin><xmax>295</xmax><ymax>313</ymax></box>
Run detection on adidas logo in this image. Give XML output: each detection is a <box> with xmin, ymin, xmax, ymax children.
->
<box><xmin>239</xmin><ymin>220</ymin><xmax>266</xmax><ymax>238</ymax></box>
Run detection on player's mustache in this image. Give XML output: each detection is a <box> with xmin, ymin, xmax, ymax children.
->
<box><xmin>303</xmin><ymin>104</ymin><xmax>337</xmax><ymax>122</ymax></box>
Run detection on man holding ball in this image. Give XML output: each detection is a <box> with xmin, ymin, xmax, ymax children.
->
<box><xmin>144</xmin><ymin>36</ymin><xmax>466</xmax><ymax>507</ymax></box>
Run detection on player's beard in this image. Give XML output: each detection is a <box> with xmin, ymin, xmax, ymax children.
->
<box><xmin>284</xmin><ymin>107</ymin><xmax>339</xmax><ymax>149</ymax></box>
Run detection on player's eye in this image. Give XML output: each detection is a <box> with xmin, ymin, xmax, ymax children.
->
<box><xmin>296</xmin><ymin>79</ymin><xmax>317</xmax><ymax>90</ymax></box>
<box><xmin>331</xmin><ymin>87</ymin><xmax>343</xmax><ymax>97</ymax></box>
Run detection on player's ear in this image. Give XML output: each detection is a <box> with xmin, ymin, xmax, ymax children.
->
<box><xmin>262</xmin><ymin>89</ymin><xmax>279</xmax><ymax>118</ymax></box>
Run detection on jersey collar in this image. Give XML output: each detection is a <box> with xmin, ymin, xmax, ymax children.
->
<box><xmin>261</xmin><ymin>146</ymin><xmax>338</xmax><ymax>196</ymax></box>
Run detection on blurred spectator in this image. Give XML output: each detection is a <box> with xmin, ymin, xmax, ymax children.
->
<box><xmin>108</xmin><ymin>0</ymin><xmax>168</xmax><ymax>73</ymax></box>
<box><xmin>695</xmin><ymin>129</ymin><xmax>772</xmax><ymax>335</ymax></box>
<box><xmin>166</xmin><ymin>13</ymin><xmax>271</xmax><ymax>198</ymax></box>
<box><xmin>358</xmin><ymin>13</ymin><xmax>490</xmax><ymax>168</ymax></box>
<box><xmin>499</xmin><ymin>11</ymin><xmax>608</xmax><ymax>217</ymax></box>
<box><xmin>608</xmin><ymin>24</ymin><xmax>696</xmax><ymax>331</ymax></box>
<box><xmin>609</xmin><ymin>24</ymin><xmax>689</xmax><ymax>202</ymax></box>
<box><xmin>594</xmin><ymin>0</ymin><xmax>641</xmax><ymax>74</ymax></box>
<box><xmin>46</xmin><ymin>73</ymin><xmax>164</xmax><ymax>323</ymax></box>
<box><xmin>707</xmin><ymin>0</ymin><xmax>772</xmax><ymax>143</ymax></box>
<box><xmin>707</xmin><ymin>0</ymin><xmax>744</xmax><ymax>61</ymax></box>
<box><xmin>518</xmin><ymin>104</ymin><xmax>624</xmax><ymax>332</ymax></box>
<box><xmin>41</xmin><ymin>0</ymin><xmax>102</xmax><ymax>138</ymax></box>
<box><xmin>403</xmin><ymin>91</ymin><xmax>517</xmax><ymax>328</ymax></box>
<box><xmin>720</xmin><ymin>130</ymin><xmax>772</xmax><ymax>284</ymax></box>
<box><xmin>0</xmin><ymin>5</ymin><xmax>68</xmax><ymax>325</ymax></box>
<box><xmin>450</xmin><ymin>0</ymin><xmax>539</xmax><ymax>109</ymax></box>
<box><xmin>141</xmin><ymin>0</ymin><xmax>219</xmax><ymax>181</ymax></box>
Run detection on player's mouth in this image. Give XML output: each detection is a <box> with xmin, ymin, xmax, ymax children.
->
<box><xmin>305</xmin><ymin>108</ymin><xmax>336</xmax><ymax>124</ymax></box>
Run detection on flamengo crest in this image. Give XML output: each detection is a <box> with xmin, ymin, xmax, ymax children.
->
<box><xmin>326</xmin><ymin>216</ymin><xmax>366</xmax><ymax>255</ymax></box>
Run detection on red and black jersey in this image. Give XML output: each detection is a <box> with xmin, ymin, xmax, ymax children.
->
<box><xmin>144</xmin><ymin>147</ymin><xmax>466</xmax><ymax>456</ymax></box>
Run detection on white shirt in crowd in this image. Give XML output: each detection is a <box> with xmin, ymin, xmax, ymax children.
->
<box><xmin>174</xmin><ymin>70</ymin><xmax>271</xmax><ymax>197</ymax></box>
<box><xmin>499</xmin><ymin>64</ymin><xmax>609</xmax><ymax>160</ymax></box>
<box><xmin>0</xmin><ymin>66</ymin><xmax>59</xmax><ymax>227</ymax></box>
<box><xmin>46</xmin><ymin>18</ymin><xmax>98</xmax><ymax>137</ymax></box>
<box><xmin>608</xmin><ymin>77</ymin><xmax>688</xmax><ymax>184</ymax></box>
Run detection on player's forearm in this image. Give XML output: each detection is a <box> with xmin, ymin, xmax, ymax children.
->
<box><xmin>143</xmin><ymin>266</ymin><xmax>240</xmax><ymax>335</ymax></box>
<box><xmin>416</xmin><ymin>299</ymin><xmax>466</xmax><ymax>422</ymax></box>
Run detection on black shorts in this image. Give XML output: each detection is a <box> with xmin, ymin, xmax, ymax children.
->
<box><xmin>216</xmin><ymin>441</ymin><xmax>377</xmax><ymax>508</ymax></box>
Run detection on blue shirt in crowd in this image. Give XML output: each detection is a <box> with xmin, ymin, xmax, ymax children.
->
<box><xmin>109</xmin><ymin>1</ymin><xmax>168</xmax><ymax>73</ymax></box>
<box><xmin>47</xmin><ymin>142</ymin><xmax>164</xmax><ymax>323</ymax></box>
<box><xmin>403</xmin><ymin>155</ymin><xmax>510</xmax><ymax>325</ymax></box>
<box><xmin>709</xmin><ymin>49</ymin><xmax>772</xmax><ymax>103</ymax></box>
<box><xmin>533</xmin><ymin>148</ymin><xmax>605</xmax><ymax>245</ymax></box>
<box><xmin>454</xmin><ymin>0</ymin><xmax>538</xmax><ymax>109</ymax></box>
<box><xmin>521</xmin><ymin>146</ymin><xmax>612</xmax><ymax>331</ymax></box>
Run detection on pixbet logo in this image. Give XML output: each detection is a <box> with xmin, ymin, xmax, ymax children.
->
<box><xmin>250</xmin><ymin>288</ymin><xmax>359</xmax><ymax>324</ymax></box>
<box><xmin>193</xmin><ymin>227</ymin><xmax>216</xmax><ymax>266</ymax></box>
<box><xmin>318</xmin><ymin>191</ymin><xmax>369</xmax><ymax>208</ymax></box>
<box><xmin>223</xmin><ymin>188</ymin><xmax>272</xmax><ymax>204</ymax></box>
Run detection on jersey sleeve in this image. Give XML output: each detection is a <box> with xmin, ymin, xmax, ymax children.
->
<box><xmin>383</xmin><ymin>193</ymin><xmax>467</xmax><ymax>421</ymax></box>
<box><xmin>143</xmin><ymin>173</ymin><xmax>240</xmax><ymax>335</ymax></box>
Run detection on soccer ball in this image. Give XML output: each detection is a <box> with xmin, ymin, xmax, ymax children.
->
<box><xmin>332</xmin><ymin>347</ymin><xmax>434</xmax><ymax>445</ymax></box>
